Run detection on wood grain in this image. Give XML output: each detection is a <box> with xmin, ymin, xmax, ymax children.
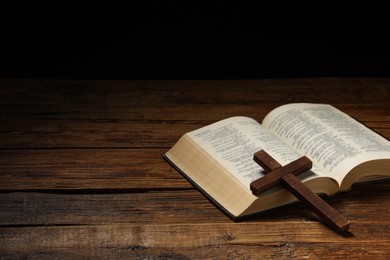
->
<box><xmin>0</xmin><ymin>78</ymin><xmax>389</xmax><ymax>258</ymax></box>
<box><xmin>1</xmin><ymin>223</ymin><xmax>390</xmax><ymax>259</ymax></box>
<box><xmin>0</xmin><ymin>148</ymin><xmax>190</xmax><ymax>190</ymax></box>
<box><xmin>0</xmin><ymin>183</ymin><xmax>389</xmax><ymax>226</ymax></box>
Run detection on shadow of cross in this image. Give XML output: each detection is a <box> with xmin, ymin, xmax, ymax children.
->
<box><xmin>250</xmin><ymin>150</ymin><xmax>350</xmax><ymax>234</ymax></box>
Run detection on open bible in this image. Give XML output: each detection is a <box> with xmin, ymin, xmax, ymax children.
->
<box><xmin>163</xmin><ymin>103</ymin><xmax>390</xmax><ymax>219</ymax></box>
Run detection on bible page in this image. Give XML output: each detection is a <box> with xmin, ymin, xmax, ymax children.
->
<box><xmin>262</xmin><ymin>103</ymin><xmax>390</xmax><ymax>185</ymax></box>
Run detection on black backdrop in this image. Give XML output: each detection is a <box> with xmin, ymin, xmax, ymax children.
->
<box><xmin>2</xmin><ymin>2</ymin><xmax>389</xmax><ymax>79</ymax></box>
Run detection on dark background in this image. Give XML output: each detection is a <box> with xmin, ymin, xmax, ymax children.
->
<box><xmin>2</xmin><ymin>2</ymin><xmax>389</xmax><ymax>79</ymax></box>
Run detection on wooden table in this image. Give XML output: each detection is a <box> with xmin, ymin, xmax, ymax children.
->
<box><xmin>0</xmin><ymin>78</ymin><xmax>389</xmax><ymax>259</ymax></box>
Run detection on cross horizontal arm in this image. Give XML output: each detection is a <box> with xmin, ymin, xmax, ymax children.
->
<box><xmin>250</xmin><ymin>155</ymin><xmax>312</xmax><ymax>196</ymax></box>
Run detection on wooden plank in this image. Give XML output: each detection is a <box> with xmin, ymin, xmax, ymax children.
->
<box><xmin>0</xmin><ymin>148</ymin><xmax>191</xmax><ymax>190</ymax></box>
<box><xmin>0</xmin><ymin>183</ymin><xmax>388</xmax><ymax>226</ymax></box>
<box><xmin>1</xmin><ymin>223</ymin><xmax>390</xmax><ymax>259</ymax></box>
<box><xmin>1</xmin><ymin>78</ymin><xmax>389</xmax><ymax>106</ymax></box>
<box><xmin>1</xmin><ymin>102</ymin><xmax>388</xmax><ymax>123</ymax></box>
<box><xmin>0</xmin><ymin>119</ymin><xmax>198</xmax><ymax>148</ymax></box>
<box><xmin>1</xmin><ymin>148</ymin><xmax>389</xmax><ymax>192</ymax></box>
<box><xmin>0</xmin><ymin>191</ymin><xmax>226</xmax><ymax>226</ymax></box>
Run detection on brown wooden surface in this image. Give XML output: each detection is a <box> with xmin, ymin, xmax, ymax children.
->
<box><xmin>0</xmin><ymin>78</ymin><xmax>389</xmax><ymax>259</ymax></box>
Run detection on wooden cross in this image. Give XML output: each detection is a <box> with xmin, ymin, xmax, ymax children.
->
<box><xmin>250</xmin><ymin>150</ymin><xmax>350</xmax><ymax>234</ymax></box>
